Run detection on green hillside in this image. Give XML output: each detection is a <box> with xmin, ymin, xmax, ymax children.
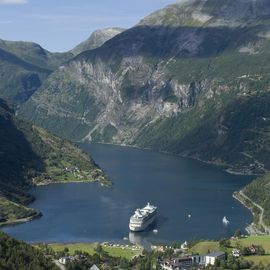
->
<box><xmin>244</xmin><ymin>173</ymin><xmax>270</xmax><ymax>227</ymax></box>
<box><xmin>0</xmin><ymin>232</ymin><xmax>58</xmax><ymax>270</ymax></box>
<box><xmin>0</xmin><ymin>39</ymin><xmax>72</xmax><ymax>71</ymax></box>
<box><xmin>0</xmin><ymin>99</ymin><xmax>109</xmax><ymax>225</ymax></box>
<box><xmin>19</xmin><ymin>0</ymin><xmax>270</xmax><ymax>175</ymax></box>
<box><xmin>0</xmin><ymin>39</ymin><xmax>72</xmax><ymax>106</ymax></box>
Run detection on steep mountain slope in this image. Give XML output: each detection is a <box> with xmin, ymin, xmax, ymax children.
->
<box><xmin>0</xmin><ymin>39</ymin><xmax>72</xmax><ymax>70</ymax></box>
<box><xmin>242</xmin><ymin>172</ymin><xmax>270</xmax><ymax>228</ymax></box>
<box><xmin>19</xmin><ymin>0</ymin><xmax>270</xmax><ymax>174</ymax></box>
<box><xmin>0</xmin><ymin>40</ymin><xmax>73</xmax><ymax>106</ymax></box>
<box><xmin>0</xmin><ymin>48</ymin><xmax>50</xmax><ymax>105</ymax></box>
<box><xmin>71</xmin><ymin>28</ymin><xmax>125</xmax><ymax>55</ymax></box>
<box><xmin>0</xmin><ymin>99</ymin><xmax>108</xmax><ymax>224</ymax></box>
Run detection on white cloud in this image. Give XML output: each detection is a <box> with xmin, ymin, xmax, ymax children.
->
<box><xmin>0</xmin><ymin>0</ymin><xmax>27</xmax><ymax>4</ymax></box>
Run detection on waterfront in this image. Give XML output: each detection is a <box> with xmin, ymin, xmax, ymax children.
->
<box><xmin>3</xmin><ymin>143</ymin><xmax>253</xmax><ymax>244</ymax></box>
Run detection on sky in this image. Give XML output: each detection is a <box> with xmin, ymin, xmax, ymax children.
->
<box><xmin>0</xmin><ymin>0</ymin><xmax>176</xmax><ymax>52</ymax></box>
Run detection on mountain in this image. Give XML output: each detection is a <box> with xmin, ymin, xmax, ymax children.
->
<box><xmin>71</xmin><ymin>27</ymin><xmax>125</xmax><ymax>55</ymax></box>
<box><xmin>0</xmin><ymin>40</ymin><xmax>73</xmax><ymax>106</ymax></box>
<box><xmin>0</xmin><ymin>29</ymin><xmax>125</xmax><ymax>106</ymax></box>
<box><xmin>0</xmin><ymin>47</ymin><xmax>50</xmax><ymax>106</ymax></box>
<box><xmin>0</xmin><ymin>39</ymin><xmax>72</xmax><ymax>70</ymax></box>
<box><xmin>19</xmin><ymin>0</ymin><xmax>270</xmax><ymax>174</ymax></box>
<box><xmin>242</xmin><ymin>172</ymin><xmax>270</xmax><ymax>228</ymax></box>
<box><xmin>0</xmin><ymin>99</ymin><xmax>109</xmax><ymax>225</ymax></box>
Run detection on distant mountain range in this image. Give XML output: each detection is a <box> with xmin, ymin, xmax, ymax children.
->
<box><xmin>0</xmin><ymin>28</ymin><xmax>123</xmax><ymax>106</ymax></box>
<box><xmin>16</xmin><ymin>0</ymin><xmax>270</xmax><ymax>175</ymax></box>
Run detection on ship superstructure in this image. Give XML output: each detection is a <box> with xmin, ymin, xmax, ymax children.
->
<box><xmin>129</xmin><ymin>203</ymin><xmax>157</xmax><ymax>232</ymax></box>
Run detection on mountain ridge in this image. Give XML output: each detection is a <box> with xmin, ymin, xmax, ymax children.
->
<box><xmin>18</xmin><ymin>0</ymin><xmax>270</xmax><ymax>175</ymax></box>
<box><xmin>71</xmin><ymin>27</ymin><xmax>125</xmax><ymax>56</ymax></box>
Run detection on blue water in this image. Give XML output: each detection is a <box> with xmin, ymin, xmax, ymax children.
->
<box><xmin>3</xmin><ymin>143</ymin><xmax>253</xmax><ymax>244</ymax></box>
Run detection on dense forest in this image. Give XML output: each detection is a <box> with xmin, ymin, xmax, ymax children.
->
<box><xmin>0</xmin><ymin>232</ymin><xmax>58</xmax><ymax>270</ymax></box>
<box><xmin>244</xmin><ymin>173</ymin><xmax>270</xmax><ymax>227</ymax></box>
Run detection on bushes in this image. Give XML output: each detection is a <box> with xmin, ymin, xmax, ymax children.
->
<box><xmin>0</xmin><ymin>232</ymin><xmax>58</xmax><ymax>270</ymax></box>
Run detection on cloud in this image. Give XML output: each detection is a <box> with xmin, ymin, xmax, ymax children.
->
<box><xmin>0</xmin><ymin>0</ymin><xmax>27</xmax><ymax>4</ymax></box>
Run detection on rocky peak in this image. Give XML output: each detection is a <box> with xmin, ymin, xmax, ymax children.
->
<box><xmin>71</xmin><ymin>27</ymin><xmax>125</xmax><ymax>55</ymax></box>
<box><xmin>139</xmin><ymin>0</ymin><xmax>270</xmax><ymax>27</ymax></box>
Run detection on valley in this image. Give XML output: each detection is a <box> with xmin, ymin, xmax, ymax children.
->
<box><xmin>0</xmin><ymin>99</ymin><xmax>109</xmax><ymax>226</ymax></box>
<box><xmin>1</xmin><ymin>0</ymin><xmax>270</xmax><ymax>268</ymax></box>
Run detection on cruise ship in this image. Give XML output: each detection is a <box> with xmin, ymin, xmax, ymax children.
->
<box><xmin>129</xmin><ymin>203</ymin><xmax>157</xmax><ymax>232</ymax></box>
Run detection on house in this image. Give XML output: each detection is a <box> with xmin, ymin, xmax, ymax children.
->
<box><xmin>192</xmin><ymin>255</ymin><xmax>206</xmax><ymax>266</ymax></box>
<box><xmin>181</xmin><ymin>241</ymin><xmax>188</xmax><ymax>250</ymax></box>
<box><xmin>249</xmin><ymin>245</ymin><xmax>257</xmax><ymax>254</ymax></box>
<box><xmin>161</xmin><ymin>252</ymin><xmax>226</xmax><ymax>270</ymax></box>
<box><xmin>59</xmin><ymin>257</ymin><xmax>70</xmax><ymax>265</ymax></box>
<box><xmin>89</xmin><ymin>265</ymin><xmax>101</xmax><ymax>270</ymax></box>
<box><xmin>232</xmin><ymin>248</ymin><xmax>240</xmax><ymax>257</ymax></box>
<box><xmin>205</xmin><ymin>251</ymin><xmax>226</xmax><ymax>266</ymax></box>
<box><xmin>161</xmin><ymin>257</ymin><xmax>193</xmax><ymax>270</ymax></box>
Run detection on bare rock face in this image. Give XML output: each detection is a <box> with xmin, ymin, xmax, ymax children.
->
<box><xmin>71</xmin><ymin>28</ymin><xmax>125</xmax><ymax>56</ymax></box>
<box><xmin>18</xmin><ymin>0</ymin><xmax>270</xmax><ymax>173</ymax></box>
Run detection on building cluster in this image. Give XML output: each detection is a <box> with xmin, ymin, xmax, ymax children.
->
<box><xmin>58</xmin><ymin>254</ymin><xmax>86</xmax><ymax>265</ymax></box>
<box><xmin>160</xmin><ymin>251</ymin><xmax>226</xmax><ymax>270</ymax></box>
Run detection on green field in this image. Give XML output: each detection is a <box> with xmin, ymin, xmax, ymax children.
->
<box><xmin>48</xmin><ymin>243</ymin><xmax>142</xmax><ymax>260</ymax></box>
<box><xmin>190</xmin><ymin>241</ymin><xmax>220</xmax><ymax>254</ymax></box>
<box><xmin>190</xmin><ymin>236</ymin><xmax>270</xmax><ymax>266</ymax></box>
<box><xmin>231</xmin><ymin>235</ymin><xmax>270</xmax><ymax>254</ymax></box>
<box><xmin>246</xmin><ymin>255</ymin><xmax>270</xmax><ymax>266</ymax></box>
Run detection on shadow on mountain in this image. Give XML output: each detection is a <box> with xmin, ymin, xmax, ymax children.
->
<box><xmin>76</xmin><ymin>24</ymin><xmax>264</xmax><ymax>61</ymax></box>
<box><xmin>0</xmin><ymin>48</ymin><xmax>51</xmax><ymax>74</ymax></box>
<box><xmin>0</xmin><ymin>99</ymin><xmax>44</xmax><ymax>190</ymax></box>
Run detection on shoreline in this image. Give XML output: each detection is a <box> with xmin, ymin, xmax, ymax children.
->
<box><xmin>233</xmin><ymin>191</ymin><xmax>270</xmax><ymax>235</ymax></box>
<box><xmin>1</xmin><ymin>143</ymin><xmax>259</xmax><ymax>234</ymax></box>
<box><xmin>0</xmin><ymin>211</ymin><xmax>42</xmax><ymax>228</ymax></box>
<box><xmin>0</xmin><ymin>178</ymin><xmax>111</xmax><ymax>228</ymax></box>
<box><xmin>35</xmin><ymin>179</ymin><xmax>111</xmax><ymax>188</ymax></box>
<box><xmin>84</xmin><ymin>141</ymin><xmax>262</xmax><ymax>177</ymax></box>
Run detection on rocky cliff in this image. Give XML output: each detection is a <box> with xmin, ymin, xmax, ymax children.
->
<box><xmin>71</xmin><ymin>27</ymin><xmax>125</xmax><ymax>56</ymax></box>
<box><xmin>19</xmin><ymin>0</ymin><xmax>270</xmax><ymax>174</ymax></box>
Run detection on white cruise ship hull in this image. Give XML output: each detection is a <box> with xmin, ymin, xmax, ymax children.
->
<box><xmin>129</xmin><ymin>213</ymin><xmax>157</xmax><ymax>232</ymax></box>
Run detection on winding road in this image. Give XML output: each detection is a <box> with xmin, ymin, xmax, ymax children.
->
<box><xmin>239</xmin><ymin>190</ymin><xmax>270</xmax><ymax>234</ymax></box>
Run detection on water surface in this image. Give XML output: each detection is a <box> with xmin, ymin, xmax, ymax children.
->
<box><xmin>3</xmin><ymin>143</ymin><xmax>253</xmax><ymax>244</ymax></box>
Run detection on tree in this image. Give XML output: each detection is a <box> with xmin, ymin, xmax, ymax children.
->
<box><xmin>219</xmin><ymin>239</ymin><xmax>231</xmax><ymax>248</ymax></box>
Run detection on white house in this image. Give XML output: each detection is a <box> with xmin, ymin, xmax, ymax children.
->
<box><xmin>205</xmin><ymin>251</ymin><xmax>226</xmax><ymax>265</ymax></box>
<box><xmin>232</xmin><ymin>248</ymin><xmax>240</xmax><ymax>257</ymax></box>
<box><xmin>181</xmin><ymin>241</ymin><xmax>188</xmax><ymax>250</ymax></box>
<box><xmin>59</xmin><ymin>257</ymin><xmax>70</xmax><ymax>265</ymax></box>
<box><xmin>89</xmin><ymin>265</ymin><xmax>101</xmax><ymax>270</ymax></box>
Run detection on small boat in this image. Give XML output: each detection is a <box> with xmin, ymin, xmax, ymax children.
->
<box><xmin>188</xmin><ymin>214</ymin><xmax>192</xmax><ymax>219</ymax></box>
<box><xmin>153</xmin><ymin>229</ymin><xmax>158</xmax><ymax>234</ymax></box>
<box><xmin>222</xmin><ymin>216</ymin><xmax>229</xmax><ymax>225</ymax></box>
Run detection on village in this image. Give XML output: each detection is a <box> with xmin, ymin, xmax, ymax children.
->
<box><xmin>52</xmin><ymin>234</ymin><xmax>270</xmax><ymax>270</ymax></box>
